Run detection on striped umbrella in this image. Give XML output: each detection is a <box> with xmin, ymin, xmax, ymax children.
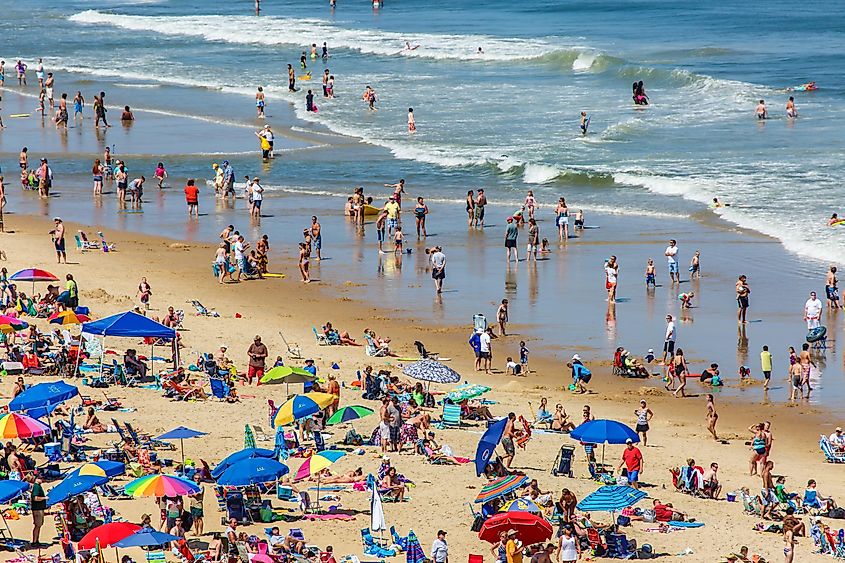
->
<box><xmin>10</xmin><ymin>268</ymin><xmax>59</xmax><ymax>294</ymax></box>
<box><xmin>244</xmin><ymin>424</ymin><xmax>256</xmax><ymax>450</ymax></box>
<box><xmin>474</xmin><ymin>474</ymin><xmax>528</xmax><ymax>504</ymax></box>
<box><xmin>0</xmin><ymin>412</ymin><xmax>50</xmax><ymax>439</ymax></box>
<box><xmin>499</xmin><ymin>498</ymin><xmax>542</xmax><ymax>514</ymax></box>
<box><xmin>0</xmin><ymin>315</ymin><xmax>28</xmax><ymax>335</ymax></box>
<box><xmin>406</xmin><ymin>530</ymin><xmax>425</xmax><ymax>563</ymax></box>
<box><xmin>49</xmin><ymin>310</ymin><xmax>90</xmax><ymax>325</ymax></box>
<box><xmin>327</xmin><ymin>405</ymin><xmax>374</xmax><ymax>425</ymax></box>
<box><xmin>294</xmin><ymin>451</ymin><xmax>346</xmax><ymax>481</ymax></box>
<box><xmin>576</xmin><ymin>485</ymin><xmax>647</xmax><ymax>512</ymax></box>
<box><xmin>272</xmin><ymin>392</ymin><xmax>335</xmax><ymax>427</ymax></box>
<box><xmin>124</xmin><ymin>474</ymin><xmax>199</xmax><ymax>497</ymax></box>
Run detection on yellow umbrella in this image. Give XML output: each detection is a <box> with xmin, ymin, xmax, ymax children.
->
<box><xmin>272</xmin><ymin>392</ymin><xmax>335</xmax><ymax>427</ymax></box>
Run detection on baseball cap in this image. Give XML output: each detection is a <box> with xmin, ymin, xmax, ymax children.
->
<box><xmin>506</xmin><ymin>216</ymin><xmax>513</xmax><ymax>222</ymax></box>
<box><xmin>625</xmin><ymin>438</ymin><xmax>633</xmax><ymax>444</ymax></box>
<box><xmin>437</xmin><ymin>530</ymin><xmax>447</xmax><ymax>536</ymax></box>
<box><xmin>571</xmin><ymin>354</ymin><xmax>580</xmax><ymax>361</ymax></box>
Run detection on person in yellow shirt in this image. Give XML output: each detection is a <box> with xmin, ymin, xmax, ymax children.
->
<box><xmin>505</xmin><ymin>530</ymin><xmax>523</xmax><ymax>563</ymax></box>
<box><xmin>760</xmin><ymin>345</ymin><xmax>772</xmax><ymax>390</ymax></box>
<box><xmin>384</xmin><ymin>196</ymin><xmax>400</xmax><ymax>235</ymax></box>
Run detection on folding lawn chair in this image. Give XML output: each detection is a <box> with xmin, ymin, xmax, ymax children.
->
<box><xmin>313</xmin><ymin>327</ymin><xmax>330</xmax><ymax>346</ymax></box>
<box><xmin>441</xmin><ymin>403</ymin><xmax>462</xmax><ymax>427</ymax></box>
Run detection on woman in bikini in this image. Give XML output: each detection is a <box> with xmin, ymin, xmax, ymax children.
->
<box><xmin>706</xmin><ymin>394</ymin><xmax>718</xmax><ymax>440</ymax></box>
<box><xmin>298</xmin><ymin>242</ymin><xmax>310</xmax><ymax>283</ymax></box>
<box><xmin>555</xmin><ymin>197</ymin><xmax>569</xmax><ymax>241</ymax></box>
<box><xmin>466</xmin><ymin>190</ymin><xmax>476</xmax><ymax>227</ymax></box>
<box><xmin>414</xmin><ymin>197</ymin><xmax>428</xmax><ymax>239</ymax></box>
<box><xmin>672</xmin><ymin>349</ymin><xmax>688</xmax><ymax>398</ymax></box>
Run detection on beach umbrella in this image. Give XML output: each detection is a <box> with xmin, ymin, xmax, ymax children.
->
<box><xmin>402</xmin><ymin>359</ymin><xmax>460</xmax><ymax>384</ymax></box>
<box><xmin>272</xmin><ymin>392</ymin><xmax>335</xmax><ymax>427</ymax></box>
<box><xmin>9</xmin><ymin>380</ymin><xmax>79</xmax><ymax>415</ymax></box>
<box><xmin>370</xmin><ymin>474</ymin><xmax>387</xmax><ymax>533</ymax></box>
<box><xmin>478</xmin><ymin>512</ymin><xmax>553</xmax><ymax>544</ymax></box>
<box><xmin>47</xmin><ymin>474</ymin><xmax>108</xmax><ymax>506</ymax></box>
<box><xmin>78</xmin><ymin>522</ymin><xmax>141</xmax><ymax>549</ymax></box>
<box><xmin>124</xmin><ymin>474</ymin><xmax>199</xmax><ymax>498</ymax></box>
<box><xmin>445</xmin><ymin>383</ymin><xmax>491</xmax><ymax>403</ymax></box>
<box><xmin>474</xmin><ymin>417</ymin><xmax>507</xmax><ymax>477</ymax></box>
<box><xmin>155</xmin><ymin>426</ymin><xmax>207</xmax><ymax>469</ymax></box>
<box><xmin>327</xmin><ymin>405</ymin><xmax>374</xmax><ymax>425</ymax></box>
<box><xmin>10</xmin><ymin>268</ymin><xmax>59</xmax><ymax>294</ymax></box>
<box><xmin>245</xmin><ymin>424</ymin><xmax>256</xmax><ymax>450</ymax></box>
<box><xmin>570</xmin><ymin>419</ymin><xmax>639</xmax><ymax>464</ymax></box>
<box><xmin>577</xmin><ymin>485</ymin><xmax>646</xmax><ymax>512</ymax></box>
<box><xmin>295</xmin><ymin>451</ymin><xmax>345</xmax><ymax>509</ymax></box>
<box><xmin>406</xmin><ymin>530</ymin><xmax>426</xmax><ymax>563</ymax></box>
<box><xmin>49</xmin><ymin>310</ymin><xmax>90</xmax><ymax>325</ymax></box>
<box><xmin>0</xmin><ymin>412</ymin><xmax>50</xmax><ymax>439</ymax></box>
<box><xmin>70</xmin><ymin>460</ymin><xmax>126</xmax><ymax>479</ymax></box>
<box><xmin>260</xmin><ymin>366</ymin><xmax>317</xmax><ymax>393</ymax></box>
<box><xmin>211</xmin><ymin>448</ymin><xmax>276</xmax><ymax>478</ymax></box>
<box><xmin>0</xmin><ymin>480</ymin><xmax>29</xmax><ymax>540</ymax></box>
<box><xmin>474</xmin><ymin>474</ymin><xmax>528</xmax><ymax>504</ymax></box>
<box><xmin>0</xmin><ymin>314</ymin><xmax>28</xmax><ymax>334</ymax></box>
<box><xmin>114</xmin><ymin>529</ymin><xmax>180</xmax><ymax>548</ymax></box>
<box><xmin>499</xmin><ymin>498</ymin><xmax>542</xmax><ymax>514</ymax></box>
<box><xmin>216</xmin><ymin>458</ymin><xmax>290</xmax><ymax>487</ymax></box>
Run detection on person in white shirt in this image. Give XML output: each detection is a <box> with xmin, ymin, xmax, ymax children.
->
<box><xmin>430</xmin><ymin>246</ymin><xmax>446</xmax><ymax>294</ymax></box>
<box><xmin>830</xmin><ymin>427</ymin><xmax>845</xmax><ymax>452</ymax></box>
<box><xmin>664</xmin><ymin>239</ymin><xmax>679</xmax><ymax>283</ymax></box>
<box><xmin>234</xmin><ymin>236</ymin><xmax>249</xmax><ymax>281</ymax></box>
<box><xmin>479</xmin><ymin>328</ymin><xmax>492</xmax><ymax>374</ymax></box>
<box><xmin>431</xmin><ymin>530</ymin><xmax>448</xmax><ymax>563</ymax></box>
<box><xmin>804</xmin><ymin>291</ymin><xmax>823</xmax><ymax>329</ymax></box>
<box><xmin>661</xmin><ymin>315</ymin><xmax>675</xmax><ymax>364</ymax></box>
<box><xmin>250</xmin><ymin>177</ymin><xmax>263</xmax><ymax>218</ymax></box>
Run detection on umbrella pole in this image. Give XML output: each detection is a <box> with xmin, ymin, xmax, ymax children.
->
<box><xmin>151</xmin><ymin>343</ymin><xmax>155</xmax><ymax>379</ymax></box>
<box><xmin>180</xmin><ymin>437</ymin><xmax>185</xmax><ymax>470</ymax></box>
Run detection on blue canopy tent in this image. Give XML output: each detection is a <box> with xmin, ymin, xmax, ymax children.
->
<box><xmin>156</xmin><ymin>426</ymin><xmax>208</xmax><ymax>469</ymax></box>
<box><xmin>9</xmin><ymin>381</ymin><xmax>79</xmax><ymax>420</ymax></box>
<box><xmin>82</xmin><ymin>310</ymin><xmax>178</xmax><ymax>377</ymax></box>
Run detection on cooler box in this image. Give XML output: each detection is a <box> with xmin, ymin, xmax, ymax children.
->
<box><xmin>44</xmin><ymin>442</ymin><xmax>61</xmax><ymax>460</ymax></box>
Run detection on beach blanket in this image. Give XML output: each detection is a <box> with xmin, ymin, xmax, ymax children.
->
<box><xmin>304</xmin><ymin>513</ymin><xmax>356</xmax><ymax>521</ymax></box>
<box><xmin>669</xmin><ymin>521</ymin><xmax>704</xmax><ymax>528</ymax></box>
<box><xmin>309</xmin><ymin>485</ymin><xmax>350</xmax><ymax>492</ymax></box>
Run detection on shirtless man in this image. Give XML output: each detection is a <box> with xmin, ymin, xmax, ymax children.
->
<box><xmin>760</xmin><ymin>460</ymin><xmax>776</xmax><ymax>519</ymax></box>
<box><xmin>287</xmin><ymin>64</ymin><xmax>296</xmax><ymax>92</ymax></box>
<box><xmin>475</xmin><ymin>189</ymin><xmax>487</xmax><ymax>228</ymax></box>
<box><xmin>44</xmin><ymin>73</ymin><xmax>55</xmax><ymax>109</ymax></box>
<box><xmin>501</xmin><ymin>412</ymin><xmax>517</xmax><ymax>469</ymax></box>
<box><xmin>798</xmin><ymin>342</ymin><xmax>815</xmax><ymax>396</ymax></box>
<box><xmin>736</xmin><ymin>275</ymin><xmax>750</xmax><ymax>323</ymax></box>
<box><xmin>755</xmin><ymin>99</ymin><xmax>768</xmax><ymax>120</ymax></box>
<box><xmin>786</xmin><ymin>96</ymin><xmax>797</xmax><ymax>118</ymax></box>
<box><xmin>826</xmin><ymin>266</ymin><xmax>840</xmax><ymax>309</ymax></box>
<box><xmin>311</xmin><ymin>216</ymin><xmax>322</xmax><ymax>260</ymax></box>
<box><xmin>384</xmin><ymin>179</ymin><xmax>405</xmax><ymax>209</ymax></box>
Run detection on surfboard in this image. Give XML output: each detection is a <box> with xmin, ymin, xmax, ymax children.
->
<box><xmin>264</xmin><ymin>273</ymin><xmax>285</xmax><ymax>278</ymax></box>
<box><xmin>9</xmin><ymin>114</ymin><xmax>29</xmax><ymax>118</ymax></box>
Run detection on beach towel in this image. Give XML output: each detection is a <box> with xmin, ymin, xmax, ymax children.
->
<box><xmin>669</xmin><ymin>521</ymin><xmax>703</xmax><ymax>528</ymax></box>
<box><xmin>304</xmin><ymin>513</ymin><xmax>356</xmax><ymax>521</ymax></box>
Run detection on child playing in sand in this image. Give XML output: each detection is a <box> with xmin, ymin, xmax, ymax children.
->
<box><xmin>506</xmin><ymin>356</ymin><xmax>522</xmax><ymax>375</ymax></box>
<box><xmin>679</xmin><ymin>291</ymin><xmax>694</xmax><ymax>308</ymax></box>
<box><xmin>645</xmin><ymin>259</ymin><xmax>656</xmax><ymax>287</ymax></box>
<box><xmin>393</xmin><ymin>227</ymin><xmax>404</xmax><ymax>254</ymax></box>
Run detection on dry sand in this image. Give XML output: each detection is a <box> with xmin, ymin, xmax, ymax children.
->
<box><xmin>0</xmin><ymin>214</ymin><xmax>839</xmax><ymax>562</ymax></box>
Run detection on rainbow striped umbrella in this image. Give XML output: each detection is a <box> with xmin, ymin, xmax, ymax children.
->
<box><xmin>272</xmin><ymin>392</ymin><xmax>335</xmax><ymax>427</ymax></box>
<box><xmin>0</xmin><ymin>315</ymin><xmax>27</xmax><ymax>335</ymax></box>
<box><xmin>0</xmin><ymin>412</ymin><xmax>50</xmax><ymax>439</ymax></box>
<box><xmin>294</xmin><ymin>450</ymin><xmax>346</xmax><ymax>481</ymax></box>
<box><xmin>9</xmin><ymin>268</ymin><xmax>60</xmax><ymax>294</ymax></box>
<box><xmin>474</xmin><ymin>474</ymin><xmax>528</xmax><ymax>504</ymax></box>
<box><xmin>124</xmin><ymin>474</ymin><xmax>199</xmax><ymax>497</ymax></box>
<box><xmin>49</xmin><ymin>310</ymin><xmax>90</xmax><ymax>325</ymax></box>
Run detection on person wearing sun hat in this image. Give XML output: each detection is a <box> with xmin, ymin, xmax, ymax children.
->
<box><xmin>505</xmin><ymin>529</ymin><xmax>523</xmax><ymax>563</ymax></box>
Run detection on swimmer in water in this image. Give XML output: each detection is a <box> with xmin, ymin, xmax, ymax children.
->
<box><xmin>829</xmin><ymin>213</ymin><xmax>842</xmax><ymax>226</ymax></box>
<box><xmin>310</xmin><ymin>44</ymin><xmax>318</xmax><ymax>59</ymax></box>
<box><xmin>786</xmin><ymin>96</ymin><xmax>797</xmax><ymax>118</ymax></box>
<box><xmin>322</xmin><ymin>42</ymin><xmax>329</xmax><ymax>60</ymax></box>
<box><xmin>300</xmin><ymin>52</ymin><xmax>307</xmax><ymax>69</ymax></box>
<box><xmin>755</xmin><ymin>99</ymin><xmax>768</xmax><ymax>119</ymax></box>
<box><xmin>477</xmin><ymin>47</ymin><xmax>484</xmax><ymax>54</ymax></box>
<box><xmin>580</xmin><ymin>111</ymin><xmax>589</xmax><ymax>135</ymax></box>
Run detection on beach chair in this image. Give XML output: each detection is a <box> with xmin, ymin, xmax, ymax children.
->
<box><xmin>820</xmin><ymin>436</ymin><xmax>845</xmax><ymax>463</ymax></box>
<box><xmin>279</xmin><ymin>331</ymin><xmax>303</xmax><ymax>360</ymax></box>
<box><xmin>190</xmin><ymin>299</ymin><xmax>219</xmax><ymax>317</ymax></box>
<box><xmin>74</xmin><ymin>235</ymin><xmax>89</xmax><ymax>253</ymax></box>
<box><xmin>390</xmin><ymin>526</ymin><xmax>409</xmax><ymax>551</ymax></box>
<box><xmin>145</xmin><ymin>551</ymin><xmax>166</xmax><ymax>563</ymax></box>
<box><xmin>163</xmin><ymin>378</ymin><xmax>204</xmax><ymax>401</ymax></box>
<box><xmin>586</xmin><ymin>528</ymin><xmax>606</xmax><ymax>554</ymax></box>
<box><xmin>313</xmin><ymin>327</ymin><xmax>330</xmax><ymax>346</ymax></box>
<box><xmin>313</xmin><ymin>431</ymin><xmax>327</xmax><ymax>453</ymax></box>
<box><xmin>76</xmin><ymin>231</ymin><xmax>100</xmax><ymax>251</ymax></box>
<box><xmin>515</xmin><ymin>416</ymin><xmax>532</xmax><ymax>449</ymax></box>
<box><xmin>125</xmin><ymin>422</ymin><xmax>176</xmax><ymax>450</ymax></box>
<box><xmin>441</xmin><ymin>403</ymin><xmax>462</xmax><ymax>427</ymax></box>
<box><xmin>210</xmin><ymin>377</ymin><xmax>230</xmax><ymax>401</ymax></box>
<box><xmin>214</xmin><ymin>486</ymin><xmax>227</xmax><ymax>513</ymax></box>
<box><xmin>252</xmin><ymin>424</ymin><xmax>273</xmax><ymax>442</ymax></box>
<box><xmin>605</xmin><ymin>533</ymin><xmax>636</xmax><ymax>559</ymax></box>
<box><xmin>364</xmin><ymin>334</ymin><xmax>389</xmax><ymax>357</ymax></box>
<box><xmin>97</xmin><ymin>231</ymin><xmax>116</xmax><ymax>252</ymax></box>
<box><xmin>361</xmin><ymin>529</ymin><xmax>395</xmax><ymax>558</ymax></box>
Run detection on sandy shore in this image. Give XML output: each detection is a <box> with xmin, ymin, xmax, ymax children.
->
<box><xmin>0</xmin><ymin>213</ymin><xmax>838</xmax><ymax>562</ymax></box>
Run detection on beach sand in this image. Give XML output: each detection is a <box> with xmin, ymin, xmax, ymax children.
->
<box><xmin>0</xmin><ymin>214</ymin><xmax>839</xmax><ymax>562</ymax></box>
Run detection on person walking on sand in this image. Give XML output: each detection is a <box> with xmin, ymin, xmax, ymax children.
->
<box><xmin>665</xmin><ymin>239</ymin><xmax>679</xmax><ymax>283</ymax></box>
<box><xmin>430</xmin><ymin>246</ymin><xmax>446</xmax><ymax>294</ymax></box>
<box><xmin>50</xmin><ymin>217</ymin><xmax>66</xmax><ymax>264</ymax></box>
<box><xmin>660</xmin><ymin>315</ymin><xmax>675</xmax><ymax>364</ymax></box>
<box><xmin>479</xmin><ymin>327</ymin><xmax>492</xmax><ymax>374</ymax></box>
<box><xmin>137</xmin><ymin>277</ymin><xmax>152</xmax><ymax>310</ymax></box>
<box><xmin>804</xmin><ymin>291</ymin><xmax>823</xmax><ymax>329</ymax></box>
<box><xmin>749</xmin><ymin>422</ymin><xmax>767</xmax><ymax>476</ymax></box>
<box><xmin>761</xmin><ymin>345</ymin><xmax>773</xmax><ymax>389</ymax></box>
<box><xmin>247</xmin><ymin>335</ymin><xmax>268</xmax><ymax>385</ymax></box>
<box><xmin>617</xmin><ymin>438</ymin><xmax>643</xmax><ymax>489</ymax></box>
<box><xmin>635</xmin><ymin>399</ymin><xmax>653</xmax><ymax>446</ymax></box>
<box><xmin>736</xmin><ymin>275</ymin><xmax>750</xmax><ymax>323</ymax></box>
<box><xmin>505</xmin><ymin>217</ymin><xmax>519</xmax><ymax>262</ymax></box>
<box><xmin>706</xmin><ymin>394</ymin><xmax>718</xmax><ymax>440</ymax></box>
<box><xmin>799</xmin><ymin>342</ymin><xmax>815</xmax><ymax>396</ymax></box>
<box><xmin>527</xmin><ymin>218</ymin><xmax>539</xmax><ymax>261</ymax></box>
<box><xmin>672</xmin><ymin>348</ymin><xmax>688</xmax><ymax>398</ymax></box>
<box><xmin>605</xmin><ymin>256</ymin><xmax>618</xmax><ymax>303</ymax></box>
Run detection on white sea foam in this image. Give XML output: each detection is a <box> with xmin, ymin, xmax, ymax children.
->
<box><xmin>523</xmin><ymin>163</ymin><xmax>562</xmax><ymax>184</ymax></box>
<box><xmin>69</xmin><ymin>10</ymin><xmax>563</xmax><ymax>62</ymax></box>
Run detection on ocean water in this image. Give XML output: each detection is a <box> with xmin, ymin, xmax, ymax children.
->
<box><xmin>2</xmin><ymin>0</ymin><xmax>845</xmax><ymax>262</ymax></box>
<box><xmin>3</xmin><ymin>1</ymin><xmax>845</xmax><ymax>406</ymax></box>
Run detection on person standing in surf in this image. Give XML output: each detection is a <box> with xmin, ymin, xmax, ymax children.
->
<box><xmin>756</xmin><ymin>99</ymin><xmax>768</xmax><ymax>119</ymax></box>
<box><xmin>466</xmin><ymin>190</ymin><xmax>476</xmax><ymax>227</ymax></box>
<box><xmin>408</xmin><ymin>108</ymin><xmax>416</xmax><ymax>133</ymax></box>
<box><xmin>555</xmin><ymin>197</ymin><xmax>569</xmax><ymax>241</ymax></box>
<box><xmin>580</xmin><ymin>111</ymin><xmax>589</xmax><ymax>135</ymax></box>
<box><xmin>786</xmin><ymin>96</ymin><xmax>797</xmax><ymax>118</ymax></box>
<box><xmin>665</xmin><ymin>239</ymin><xmax>679</xmax><ymax>284</ymax></box>
<box><xmin>475</xmin><ymin>189</ymin><xmax>487</xmax><ymax>228</ymax></box>
<box><xmin>287</xmin><ymin>64</ymin><xmax>296</xmax><ymax>92</ymax></box>
<box><xmin>255</xmin><ymin>86</ymin><xmax>265</xmax><ymax>118</ymax></box>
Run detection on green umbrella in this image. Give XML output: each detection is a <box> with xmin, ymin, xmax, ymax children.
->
<box><xmin>326</xmin><ymin>405</ymin><xmax>375</xmax><ymax>425</ymax></box>
<box><xmin>260</xmin><ymin>366</ymin><xmax>318</xmax><ymax>394</ymax></box>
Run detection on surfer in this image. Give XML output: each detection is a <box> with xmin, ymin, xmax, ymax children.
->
<box><xmin>322</xmin><ymin>42</ymin><xmax>329</xmax><ymax>60</ymax></box>
<box><xmin>786</xmin><ymin>96</ymin><xmax>797</xmax><ymax>118</ymax></box>
<box><xmin>755</xmin><ymin>100</ymin><xmax>768</xmax><ymax>120</ymax></box>
<box><xmin>580</xmin><ymin>111</ymin><xmax>589</xmax><ymax>135</ymax></box>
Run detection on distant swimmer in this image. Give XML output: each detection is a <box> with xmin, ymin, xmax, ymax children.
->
<box><xmin>287</xmin><ymin>64</ymin><xmax>296</xmax><ymax>92</ymax></box>
<box><xmin>755</xmin><ymin>99</ymin><xmax>768</xmax><ymax>120</ymax></box>
<box><xmin>477</xmin><ymin>47</ymin><xmax>484</xmax><ymax>54</ymax></box>
<box><xmin>790</xmin><ymin>81</ymin><xmax>817</xmax><ymax>92</ymax></box>
<box><xmin>310</xmin><ymin>44</ymin><xmax>318</xmax><ymax>59</ymax></box>
<box><xmin>829</xmin><ymin>213</ymin><xmax>845</xmax><ymax>227</ymax></box>
<box><xmin>300</xmin><ymin>52</ymin><xmax>307</xmax><ymax>69</ymax></box>
<box><xmin>633</xmin><ymin>80</ymin><xmax>648</xmax><ymax>105</ymax></box>
<box><xmin>408</xmin><ymin>108</ymin><xmax>416</xmax><ymax>133</ymax></box>
<box><xmin>786</xmin><ymin>96</ymin><xmax>797</xmax><ymax>118</ymax></box>
<box><xmin>322</xmin><ymin>42</ymin><xmax>329</xmax><ymax>60</ymax></box>
<box><xmin>711</xmin><ymin>197</ymin><xmax>730</xmax><ymax>208</ymax></box>
<box><xmin>579</xmin><ymin>111</ymin><xmax>590</xmax><ymax>135</ymax></box>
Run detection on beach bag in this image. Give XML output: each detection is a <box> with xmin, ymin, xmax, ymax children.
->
<box><xmin>642</xmin><ymin>509</ymin><xmax>656</xmax><ymax>523</ymax></box>
<box><xmin>616</xmin><ymin>515</ymin><xmax>631</xmax><ymax>527</ymax></box>
<box><xmin>344</xmin><ymin>429</ymin><xmax>363</xmax><ymax>446</ymax></box>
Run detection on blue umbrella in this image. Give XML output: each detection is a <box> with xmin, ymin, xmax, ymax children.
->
<box><xmin>577</xmin><ymin>485</ymin><xmax>646</xmax><ymax>512</ymax></box>
<box><xmin>9</xmin><ymin>381</ymin><xmax>79</xmax><ymax>416</ymax></box>
<box><xmin>570</xmin><ymin>419</ymin><xmax>639</xmax><ymax>445</ymax></box>
<box><xmin>69</xmin><ymin>460</ymin><xmax>126</xmax><ymax>478</ymax></box>
<box><xmin>211</xmin><ymin>448</ymin><xmax>276</xmax><ymax>478</ymax></box>
<box><xmin>47</xmin><ymin>474</ymin><xmax>108</xmax><ymax>506</ymax></box>
<box><xmin>475</xmin><ymin>418</ymin><xmax>507</xmax><ymax>476</ymax></box>
<box><xmin>156</xmin><ymin>426</ymin><xmax>208</xmax><ymax>468</ymax></box>
<box><xmin>114</xmin><ymin>529</ymin><xmax>180</xmax><ymax>548</ymax></box>
<box><xmin>0</xmin><ymin>480</ymin><xmax>29</xmax><ymax>503</ymax></box>
<box><xmin>217</xmin><ymin>458</ymin><xmax>289</xmax><ymax>487</ymax></box>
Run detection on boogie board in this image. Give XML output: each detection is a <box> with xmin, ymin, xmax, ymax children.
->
<box><xmin>264</xmin><ymin>273</ymin><xmax>285</xmax><ymax>278</ymax></box>
<box><xmin>363</xmin><ymin>204</ymin><xmax>382</xmax><ymax>216</ymax></box>
<box><xmin>9</xmin><ymin>114</ymin><xmax>30</xmax><ymax>118</ymax></box>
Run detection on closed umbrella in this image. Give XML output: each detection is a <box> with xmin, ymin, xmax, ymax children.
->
<box><xmin>211</xmin><ymin>448</ymin><xmax>276</xmax><ymax>478</ymax></box>
<box><xmin>155</xmin><ymin>426</ymin><xmax>207</xmax><ymax>469</ymax></box>
<box><xmin>402</xmin><ymin>359</ymin><xmax>460</xmax><ymax>384</ymax></box>
<box><xmin>370</xmin><ymin>474</ymin><xmax>386</xmax><ymax>533</ymax></box>
<box><xmin>474</xmin><ymin>417</ymin><xmax>507</xmax><ymax>476</ymax></box>
<box><xmin>405</xmin><ymin>530</ymin><xmax>426</xmax><ymax>563</ymax></box>
<box><xmin>474</xmin><ymin>474</ymin><xmax>528</xmax><ymax>504</ymax></box>
<box><xmin>244</xmin><ymin>424</ymin><xmax>256</xmax><ymax>450</ymax></box>
<box><xmin>272</xmin><ymin>393</ymin><xmax>335</xmax><ymax>427</ymax></box>
<box><xmin>216</xmin><ymin>458</ymin><xmax>289</xmax><ymax>487</ymax></box>
<box><xmin>478</xmin><ymin>512</ymin><xmax>553</xmax><ymax>544</ymax></box>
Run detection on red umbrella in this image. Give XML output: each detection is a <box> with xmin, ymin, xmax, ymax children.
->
<box><xmin>478</xmin><ymin>512</ymin><xmax>553</xmax><ymax>545</ymax></box>
<box><xmin>78</xmin><ymin>522</ymin><xmax>141</xmax><ymax>549</ymax></box>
